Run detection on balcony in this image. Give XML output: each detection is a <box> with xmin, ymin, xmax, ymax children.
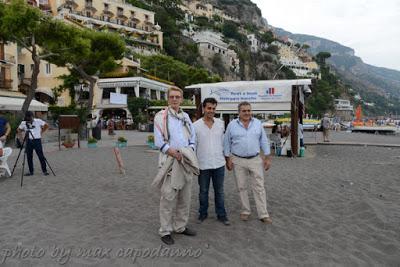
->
<box><xmin>0</xmin><ymin>78</ymin><xmax>13</xmax><ymax>89</ymax></box>
<box><xmin>335</xmin><ymin>105</ymin><xmax>354</xmax><ymax>111</ymax></box>
<box><xmin>84</xmin><ymin>3</ymin><xmax>97</xmax><ymax>12</ymax></box>
<box><xmin>67</xmin><ymin>10</ymin><xmax>158</xmax><ymax>35</ymax></box>
<box><xmin>65</xmin><ymin>0</ymin><xmax>78</xmax><ymax>7</ymax></box>
<box><xmin>117</xmin><ymin>12</ymin><xmax>128</xmax><ymax>21</ymax></box>
<box><xmin>102</xmin><ymin>8</ymin><xmax>114</xmax><ymax>17</ymax></box>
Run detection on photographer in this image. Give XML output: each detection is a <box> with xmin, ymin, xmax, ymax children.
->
<box><xmin>17</xmin><ymin>111</ymin><xmax>49</xmax><ymax>176</ymax></box>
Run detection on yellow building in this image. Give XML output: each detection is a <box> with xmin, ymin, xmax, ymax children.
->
<box><xmin>17</xmin><ymin>47</ymin><xmax>71</xmax><ymax>106</ymax></box>
<box><xmin>181</xmin><ymin>0</ymin><xmax>239</xmax><ymax>22</ymax></box>
<box><xmin>55</xmin><ymin>0</ymin><xmax>163</xmax><ymax>55</ymax></box>
<box><xmin>0</xmin><ymin>42</ymin><xmax>18</xmax><ymax>94</ymax></box>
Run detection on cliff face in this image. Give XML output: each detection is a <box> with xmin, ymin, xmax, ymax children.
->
<box><xmin>210</xmin><ymin>0</ymin><xmax>266</xmax><ymax>28</ymax></box>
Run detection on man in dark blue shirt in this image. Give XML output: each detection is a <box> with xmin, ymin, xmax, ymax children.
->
<box><xmin>0</xmin><ymin>116</ymin><xmax>11</xmax><ymax>146</ymax></box>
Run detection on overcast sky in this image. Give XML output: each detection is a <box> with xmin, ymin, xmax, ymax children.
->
<box><xmin>252</xmin><ymin>0</ymin><xmax>400</xmax><ymax>71</ymax></box>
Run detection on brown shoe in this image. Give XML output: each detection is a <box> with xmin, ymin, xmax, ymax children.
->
<box><xmin>240</xmin><ymin>214</ymin><xmax>250</xmax><ymax>221</ymax></box>
<box><xmin>260</xmin><ymin>217</ymin><xmax>272</xmax><ymax>224</ymax></box>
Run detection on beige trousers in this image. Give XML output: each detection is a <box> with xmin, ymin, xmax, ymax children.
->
<box><xmin>159</xmin><ymin>174</ymin><xmax>192</xmax><ymax>237</ymax></box>
<box><xmin>232</xmin><ymin>155</ymin><xmax>269</xmax><ymax>219</ymax></box>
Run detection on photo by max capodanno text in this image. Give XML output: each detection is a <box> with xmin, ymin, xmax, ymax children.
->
<box><xmin>1</xmin><ymin>245</ymin><xmax>203</xmax><ymax>264</ymax></box>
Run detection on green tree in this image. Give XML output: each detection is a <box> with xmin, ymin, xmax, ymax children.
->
<box><xmin>140</xmin><ymin>54</ymin><xmax>221</xmax><ymax>89</ymax></box>
<box><xmin>0</xmin><ymin>0</ymin><xmax>53</xmax><ymax>114</ymax></box>
<box><xmin>259</xmin><ymin>31</ymin><xmax>275</xmax><ymax>44</ymax></box>
<box><xmin>316</xmin><ymin>51</ymin><xmax>331</xmax><ymax>65</ymax></box>
<box><xmin>222</xmin><ymin>21</ymin><xmax>246</xmax><ymax>44</ymax></box>
<box><xmin>42</xmin><ymin>20</ymin><xmax>125</xmax><ymax>110</ymax></box>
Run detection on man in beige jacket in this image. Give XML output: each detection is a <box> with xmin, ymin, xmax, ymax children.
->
<box><xmin>153</xmin><ymin>87</ymin><xmax>198</xmax><ymax>245</ymax></box>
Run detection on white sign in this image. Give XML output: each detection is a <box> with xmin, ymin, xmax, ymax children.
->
<box><xmin>110</xmin><ymin>93</ymin><xmax>127</xmax><ymax>105</ymax></box>
<box><xmin>201</xmin><ymin>85</ymin><xmax>292</xmax><ymax>103</ymax></box>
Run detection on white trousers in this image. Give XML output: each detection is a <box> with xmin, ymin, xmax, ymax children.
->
<box><xmin>159</xmin><ymin>174</ymin><xmax>192</xmax><ymax>237</ymax></box>
<box><xmin>232</xmin><ymin>155</ymin><xmax>269</xmax><ymax>219</ymax></box>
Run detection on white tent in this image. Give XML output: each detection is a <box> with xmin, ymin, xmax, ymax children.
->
<box><xmin>186</xmin><ymin>79</ymin><xmax>312</xmax><ymax>114</ymax></box>
<box><xmin>0</xmin><ymin>96</ymin><xmax>48</xmax><ymax>112</ymax></box>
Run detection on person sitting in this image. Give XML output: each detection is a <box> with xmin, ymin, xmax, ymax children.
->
<box><xmin>280</xmin><ymin>125</ymin><xmax>291</xmax><ymax>156</ymax></box>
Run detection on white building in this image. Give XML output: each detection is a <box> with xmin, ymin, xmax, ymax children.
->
<box><xmin>192</xmin><ymin>31</ymin><xmax>240</xmax><ymax>73</ymax></box>
<box><xmin>93</xmin><ymin>76</ymin><xmax>173</xmax><ymax>119</ymax></box>
<box><xmin>247</xmin><ymin>34</ymin><xmax>260</xmax><ymax>53</ymax></box>
<box><xmin>334</xmin><ymin>99</ymin><xmax>354</xmax><ymax>121</ymax></box>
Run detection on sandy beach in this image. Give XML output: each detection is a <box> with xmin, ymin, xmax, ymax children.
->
<box><xmin>0</xmin><ymin>135</ymin><xmax>399</xmax><ymax>266</ymax></box>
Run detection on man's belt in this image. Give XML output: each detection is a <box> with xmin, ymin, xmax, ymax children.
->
<box><xmin>232</xmin><ymin>153</ymin><xmax>259</xmax><ymax>159</ymax></box>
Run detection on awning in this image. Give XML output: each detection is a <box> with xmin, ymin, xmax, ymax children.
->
<box><xmin>0</xmin><ymin>96</ymin><xmax>48</xmax><ymax>112</ymax></box>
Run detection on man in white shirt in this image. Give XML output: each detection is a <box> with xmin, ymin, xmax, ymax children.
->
<box><xmin>194</xmin><ymin>98</ymin><xmax>230</xmax><ymax>225</ymax></box>
<box><xmin>154</xmin><ymin>87</ymin><xmax>197</xmax><ymax>245</ymax></box>
<box><xmin>17</xmin><ymin>111</ymin><xmax>49</xmax><ymax>176</ymax></box>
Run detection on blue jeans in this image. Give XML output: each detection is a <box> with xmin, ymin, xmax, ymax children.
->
<box><xmin>26</xmin><ymin>138</ymin><xmax>47</xmax><ymax>174</ymax></box>
<box><xmin>198</xmin><ymin>166</ymin><xmax>227</xmax><ymax>219</ymax></box>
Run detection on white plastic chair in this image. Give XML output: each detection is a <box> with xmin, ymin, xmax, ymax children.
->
<box><xmin>0</xmin><ymin>147</ymin><xmax>12</xmax><ymax>177</ymax></box>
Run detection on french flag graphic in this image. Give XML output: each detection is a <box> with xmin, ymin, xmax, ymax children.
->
<box><xmin>268</xmin><ymin>87</ymin><xmax>275</xmax><ymax>95</ymax></box>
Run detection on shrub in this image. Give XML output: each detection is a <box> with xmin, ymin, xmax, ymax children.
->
<box><xmin>147</xmin><ymin>134</ymin><xmax>155</xmax><ymax>143</ymax></box>
<box><xmin>118</xmin><ymin>136</ymin><xmax>127</xmax><ymax>143</ymax></box>
<box><xmin>88</xmin><ymin>137</ymin><xmax>97</xmax><ymax>144</ymax></box>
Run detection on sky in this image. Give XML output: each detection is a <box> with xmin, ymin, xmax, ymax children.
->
<box><xmin>252</xmin><ymin>0</ymin><xmax>400</xmax><ymax>71</ymax></box>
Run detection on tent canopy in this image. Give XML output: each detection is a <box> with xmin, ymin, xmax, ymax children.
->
<box><xmin>186</xmin><ymin>79</ymin><xmax>312</xmax><ymax>113</ymax></box>
<box><xmin>0</xmin><ymin>96</ymin><xmax>48</xmax><ymax>112</ymax></box>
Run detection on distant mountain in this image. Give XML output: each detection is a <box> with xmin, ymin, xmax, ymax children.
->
<box><xmin>273</xmin><ymin>27</ymin><xmax>400</xmax><ymax>99</ymax></box>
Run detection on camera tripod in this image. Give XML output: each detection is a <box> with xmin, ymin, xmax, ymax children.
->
<box><xmin>11</xmin><ymin>129</ymin><xmax>55</xmax><ymax>187</ymax></box>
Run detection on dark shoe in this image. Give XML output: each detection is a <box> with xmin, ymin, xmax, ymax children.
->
<box><xmin>24</xmin><ymin>173</ymin><xmax>33</xmax><ymax>176</ymax></box>
<box><xmin>218</xmin><ymin>217</ymin><xmax>231</xmax><ymax>226</ymax></box>
<box><xmin>43</xmin><ymin>171</ymin><xmax>49</xmax><ymax>176</ymax></box>
<box><xmin>198</xmin><ymin>215</ymin><xmax>207</xmax><ymax>223</ymax></box>
<box><xmin>161</xmin><ymin>235</ymin><xmax>174</xmax><ymax>245</ymax></box>
<box><xmin>177</xmin><ymin>227</ymin><xmax>196</xmax><ymax>236</ymax></box>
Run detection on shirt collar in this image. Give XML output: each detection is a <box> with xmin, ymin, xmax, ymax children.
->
<box><xmin>237</xmin><ymin>117</ymin><xmax>254</xmax><ymax>128</ymax></box>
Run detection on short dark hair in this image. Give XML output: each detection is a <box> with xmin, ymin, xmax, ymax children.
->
<box><xmin>238</xmin><ymin>101</ymin><xmax>251</xmax><ymax>112</ymax></box>
<box><xmin>24</xmin><ymin>111</ymin><xmax>34</xmax><ymax>121</ymax></box>
<box><xmin>202</xmin><ymin>97</ymin><xmax>218</xmax><ymax>108</ymax></box>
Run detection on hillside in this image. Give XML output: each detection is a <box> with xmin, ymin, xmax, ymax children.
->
<box><xmin>274</xmin><ymin>27</ymin><xmax>400</xmax><ymax>99</ymax></box>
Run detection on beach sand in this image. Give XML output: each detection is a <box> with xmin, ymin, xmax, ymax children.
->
<box><xmin>0</xmin><ymin>145</ymin><xmax>399</xmax><ymax>266</ymax></box>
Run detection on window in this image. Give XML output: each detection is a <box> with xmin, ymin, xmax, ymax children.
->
<box><xmin>139</xmin><ymin>88</ymin><xmax>148</xmax><ymax>98</ymax></box>
<box><xmin>160</xmin><ymin>92</ymin><xmax>166</xmax><ymax>100</ymax></box>
<box><xmin>150</xmin><ymin>90</ymin><xmax>157</xmax><ymax>100</ymax></box>
<box><xmin>145</xmin><ymin>14</ymin><xmax>149</xmax><ymax>20</ymax></box>
<box><xmin>30</xmin><ymin>64</ymin><xmax>34</xmax><ymax>71</ymax></box>
<box><xmin>120</xmin><ymin>87</ymin><xmax>136</xmax><ymax>97</ymax></box>
<box><xmin>45</xmin><ymin>63</ymin><xmax>51</xmax><ymax>74</ymax></box>
<box><xmin>208</xmin><ymin>44</ymin><xmax>210</xmax><ymax>49</ymax></box>
<box><xmin>102</xmin><ymin>88</ymin><xmax>116</xmax><ymax>99</ymax></box>
<box><xmin>18</xmin><ymin>64</ymin><xmax>25</xmax><ymax>74</ymax></box>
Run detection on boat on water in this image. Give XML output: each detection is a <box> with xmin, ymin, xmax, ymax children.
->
<box><xmin>351</xmin><ymin>105</ymin><xmax>398</xmax><ymax>134</ymax></box>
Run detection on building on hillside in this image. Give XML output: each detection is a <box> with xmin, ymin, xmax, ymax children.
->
<box><xmin>247</xmin><ymin>34</ymin><xmax>268</xmax><ymax>53</ymax></box>
<box><xmin>334</xmin><ymin>99</ymin><xmax>354</xmax><ymax>121</ymax></box>
<box><xmin>191</xmin><ymin>31</ymin><xmax>240</xmax><ymax>73</ymax></box>
<box><xmin>273</xmin><ymin>41</ymin><xmax>318</xmax><ymax>78</ymax></box>
<box><xmin>55</xmin><ymin>0</ymin><xmax>163</xmax><ymax>55</ymax></box>
<box><xmin>0</xmin><ymin>42</ymin><xmax>18</xmax><ymax>94</ymax></box>
<box><xmin>17</xmin><ymin>46</ymin><xmax>72</xmax><ymax>106</ymax></box>
<box><xmin>92</xmin><ymin>76</ymin><xmax>173</xmax><ymax>119</ymax></box>
<box><xmin>180</xmin><ymin>0</ymin><xmax>239</xmax><ymax>22</ymax></box>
